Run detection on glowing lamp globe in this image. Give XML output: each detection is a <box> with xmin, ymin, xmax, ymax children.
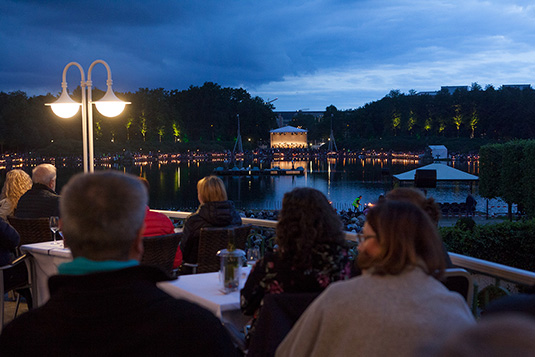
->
<box><xmin>46</xmin><ymin>89</ymin><xmax>81</xmax><ymax>118</ymax></box>
<box><xmin>94</xmin><ymin>87</ymin><xmax>130</xmax><ymax>117</ymax></box>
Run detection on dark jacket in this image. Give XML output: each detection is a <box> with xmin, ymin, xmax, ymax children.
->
<box><xmin>14</xmin><ymin>183</ymin><xmax>60</xmax><ymax>218</ymax></box>
<box><xmin>0</xmin><ymin>220</ymin><xmax>19</xmax><ymax>266</ymax></box>
<box><xmin>181</xmin><ymin>200</ymin><xmax>242</xmax><ymax>263</ymax></box>
<box><xmin>0</xmin><ymin>265</ymin><xmax>237</xmax><ymax>357</ymax></box>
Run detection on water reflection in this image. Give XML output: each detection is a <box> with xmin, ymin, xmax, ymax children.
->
<box><xmin>0</xmin><ymin>158</ymin><xmax>503</xmax><ymax>214</ymax></box>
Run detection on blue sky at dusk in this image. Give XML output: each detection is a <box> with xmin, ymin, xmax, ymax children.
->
<box><xmin>2</xmin><ymin>0</ymin><xmax>535</xmax><ymax>111</ymax></box>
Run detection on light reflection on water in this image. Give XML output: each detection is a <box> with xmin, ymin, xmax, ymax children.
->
<box><xmin>0</xmin><ymin>158</ymin><xmax>506</xmax><ymax>215</ymax></box>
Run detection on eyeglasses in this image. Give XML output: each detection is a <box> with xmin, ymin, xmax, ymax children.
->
<box><xmin>356</xmin><ymin>233</ymin><xmax>377</xmax><ymax>244</ymax></box>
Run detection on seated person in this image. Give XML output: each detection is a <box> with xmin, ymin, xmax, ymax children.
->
<box><xmin>138</xmin><ymin>177</ymin><xmax>183</xmax><ymax>269</ymax></box>
<box><xmin>0</xmin><ymin>220</ymin><xmax>32</xmax><ymax>308</ymax></box>
<box><xmin>0</xmin><ymin>169</ymin><xmax>32</xmax><ymax>221</ymax></box>
<box><xmin>241</xmin><ymin>187</ymin><xmax>353</xmax><ymax>344</ymax></box>
<box><xmin>180</xmin><ymin>175</ymin><xmax>241</xmax><ymax>267</ymax></box>
<box><xmin>15</xmin><ymin>164</ymin><xmax>60</xmax><ymax>218</ymax></box>
<box><xmin>0</xmin><ymin>171</ymin><xmax>236</xmax><ymax>356</ymax></box>
<box><xmin>421</xmin><ymin>314</ymin><xmax>535</xmax><ymax>356</ymax></box>
<box><xmin>276</xmin><ymin>201</ymin><xmax>475</xmax><ymax>357</ymax></box>
<box><xmin>0</xmin><ymin>219</ymin><xmax>20</xmax><ymax>266</ymax></box>
<box><xmin>385</xmin><ymin>187</ymin><xmax>453</xmax><ymax>268</ymax></box>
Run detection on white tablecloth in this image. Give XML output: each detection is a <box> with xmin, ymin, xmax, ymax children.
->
<box><xmin>158</xmin><ymin>266</ymin><xmax>251</xmax><ymax>327</ymax></box>
<box><xmin>20</xmin><ymin>241</ymin><xmax>73</xmax><ymax>307</ymax></box>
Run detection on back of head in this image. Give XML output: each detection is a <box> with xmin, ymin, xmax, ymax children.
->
<box><xmin>197</xmin><ymin>176</ymin><xmax>227</xmax><ymax>203</ymax></box>
<box><xmin>32</xmin><ymin>164</ymin><xmax>57</xmax><ymax>186</ymax></box>
<box><xmin>386</xmin><ymin>187</ymin><xmax>440</xmax><ymax>224</ymax></box>
<box><xmin>276</xmin><ymin>187</ymin><xmax>345</xmax><ymax>269</ymax></box>
<box><xmin>360</xmin><ymin>200</ymin><xmax>445</xmax><ymax>277</ymax></box>
<box><xmin>60</xmin><ymin>171</ymin><xmax>148</xmax><ymax>261</ymax></box>
<box><xmin>1</xmin><ymin>169</ymin><xmax>32</xmax><ymax>206</ymax></box>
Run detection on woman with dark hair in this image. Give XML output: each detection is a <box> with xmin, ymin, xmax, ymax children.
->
<box><xmin>241</xmin><ymin>187</ymin><xmax>353</xmax><ymax>341</ymax></box>
<box><xmin>277</xmin><ymin>201</ymin><xmax>474</xmax><ymax>357</ymax></box>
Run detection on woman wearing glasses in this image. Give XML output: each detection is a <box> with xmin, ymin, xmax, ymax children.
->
<box><xmin>277</xmin><ymin>200</ymin><xmax>474</xmax><ymax>357</ymax></box>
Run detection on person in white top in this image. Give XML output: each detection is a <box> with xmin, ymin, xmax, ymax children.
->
<box><xmin>276</xmin><ymin>200</ymin><xmax>475</xmax><ymax>357</ymax></box>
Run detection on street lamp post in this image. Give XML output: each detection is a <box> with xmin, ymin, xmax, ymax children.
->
<box><xmin>46</xmin><ymin>60</ymin><xmax>130</xmax><ymax>172</ymax></box>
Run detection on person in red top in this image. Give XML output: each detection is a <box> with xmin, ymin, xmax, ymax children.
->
<box><xmin>139</xmin><ymin>178</ymin><xmax>182</xmax><ymax>267</ymax></box>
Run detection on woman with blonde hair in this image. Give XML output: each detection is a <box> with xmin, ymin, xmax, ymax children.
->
<box><xmin>0</xmin><ymin>169</ymin><xmax>32</xmax><ymax>221</ymax></box>
<box><xmin>180</xmin><ymin>176</ymin><xmax>242</xmax><ymax>267</ymax></box>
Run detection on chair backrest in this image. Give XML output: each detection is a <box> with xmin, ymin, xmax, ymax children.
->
<box><xmin>141</xmin><ymin>232</ymin><xmax>182</xmax><ymax>277</ymax></box>
<box><xmin>0</xmin><ymin>254</ymin><xmax>32</xmax><ymax>333</ymax></box>
<box><xmin>247</xmin><ymin>292</ymin><xmax>321</xmax><ymax>357</ymax></box>
<box><xmin>7</xmin><ymin>216</ymin><xmax>52</xmax><ymax>247</ymax></box>
<box><xmin>443</xmin><ymin>268</ymin><xmax>474</xmax><ymax>307</ymax></box>
<box><xmin>197</xmin><ymin>224</ymin><xmax>252</xmax><ymax>274</ymax></box>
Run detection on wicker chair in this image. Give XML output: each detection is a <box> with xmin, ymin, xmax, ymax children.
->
<box><xmin>185</xmin><ymin>224</ymin><xmax>252</xmax><ymax>274</ymax></box>
<box><xmin>141</xmin><ymin>232</ymin><xmax>182</xmax><ymax>278</ymax></box>
<box><xmin>6</xmin><ymin>216</ymin><xmax>53</xmax><ymax>251</ymax></box>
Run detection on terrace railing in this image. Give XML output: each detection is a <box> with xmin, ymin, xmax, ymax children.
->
<box><xmin>154</xmin><ymin>209</ymin><xmax>535</xmax><ymax>314</ymax></box>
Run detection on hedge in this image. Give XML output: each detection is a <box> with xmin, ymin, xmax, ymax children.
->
<box><xmin>440</xmin><ymin>218</ymin><xmax>535</xmax><ymax>272</ymax></box>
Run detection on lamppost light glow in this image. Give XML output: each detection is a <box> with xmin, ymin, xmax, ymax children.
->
<box><xmin>46</xmin><ymin>88</ymin><xmax>81</xmax><ymax>118</ymax></box>
<box><xmin>45</xmin><ymin>60</ymin><xmax>130</xmax><ymax>173</ymax></box>
<box><xmin>94</xmin><ymin>86</ymin><xmax>130</xmax><ymax>117</ymax></box>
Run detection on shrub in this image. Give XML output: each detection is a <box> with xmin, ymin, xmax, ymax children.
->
<box><xmin>440</xmin><ymin>219</ymin><xmax>535</xmax><ymax>271</ymax></box>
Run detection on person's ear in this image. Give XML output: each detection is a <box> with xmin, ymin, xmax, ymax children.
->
<box><xmin>129</xmin><ymin>224</ymin><xmax>145</xmax><ymax>261</ymax></box>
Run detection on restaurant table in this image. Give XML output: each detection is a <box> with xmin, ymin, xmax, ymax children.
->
<box><xmin>20</xmin><ymin>241</ymin><xmax>73</xmax><ymax>307</ymax></box>
<box><xmin>158</xmin><ymin>266</ymin><xmax>252</xmax><ymax>328</ymax></box>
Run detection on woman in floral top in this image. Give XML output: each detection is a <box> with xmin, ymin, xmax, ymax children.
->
<box><xmin>240</xmin><ymin>187</ymin><xmax>354</xmax><ymax>341</ymax></box>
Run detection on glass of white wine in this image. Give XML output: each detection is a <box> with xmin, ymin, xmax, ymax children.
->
<box><xmin>49</xmin><ymin>216</ymin><xmax>60</xmax><ymax>244</ymax></box>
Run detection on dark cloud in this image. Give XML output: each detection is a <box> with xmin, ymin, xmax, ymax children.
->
<box><xmin>2</xmin><ymin>0</ymin><xmax>535</xmax><ymax>110</ymax></box>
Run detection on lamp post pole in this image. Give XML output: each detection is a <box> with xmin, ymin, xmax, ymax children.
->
<box><xmin>46</xmin><ymin>60</ymin><xmax>130</xmax><ymax>173</ymax></box>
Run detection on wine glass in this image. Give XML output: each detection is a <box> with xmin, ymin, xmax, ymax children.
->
<box><xmin>49</xmin><ymin>216</ymin><xmax>60</xmax><ymax>244</ymax></box>
<box><xmin>246</xmin><ymin>246</ymin><xmax>260</xmax><ymax>268</ymax></box>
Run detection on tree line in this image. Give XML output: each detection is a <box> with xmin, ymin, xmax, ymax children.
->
<box><xmin>1</xmin><ymin>82</ymin><xmax>535</xmax><ymax>154</ymax></box>
<box><xmin>0</xmin><ymin>82</ymin><xmax>276</xmax><ymax>155</ymax></box>
<box><xmin>292</xmin><ymin>83</ymin><xmax>535</xmax><ymax>148</ymax></box>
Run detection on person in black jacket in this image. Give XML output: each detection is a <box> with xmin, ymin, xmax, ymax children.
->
<box><xmin>15</xmin><ymin>164</ymin><xmax>60</xmax><ymax>218</ymax></box>
<box><xmin>180</xmin><ymin>175</ymin><xmax>242</xmax><ymax>266</ymax></box>
<box><xmin>0</xmin><ymin>171</ymin><xmax>236</xmax><ymax>357</ymax></box>
<box><xmin>0</xmin><ymin>219</ymin><xmax>20</xmax><ymax>266</ymax></box>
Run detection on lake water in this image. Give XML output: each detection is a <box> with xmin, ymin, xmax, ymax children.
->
<box><xmin>1</xmin><ymin>157</ymin><xmax>507</xmax><ymax>215</ymax></box>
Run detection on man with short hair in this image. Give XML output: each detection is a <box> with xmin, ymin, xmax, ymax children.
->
<box><xmin>0</xmin><ymin>171</ymin><xmax>237</xmax><ymax>356</ymax></box>
<box><xmin>15</xmin><ymin>163</ymin><xmax>60</xmax><ymax>218</ymax></box>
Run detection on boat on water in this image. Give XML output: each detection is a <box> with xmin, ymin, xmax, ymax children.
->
<box><xmin>213</xmin><ymin>166</ymin><xmax>305</xmax><ymax>176</ymax></box>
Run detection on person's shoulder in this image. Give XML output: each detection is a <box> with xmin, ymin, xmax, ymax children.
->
<box><xmin>485</xmin><ymin>294</ymin><xmax>535</xmax><ymax>317</ymax></box>
<box><xmin>159</xmin><ymin>295</ymin><xmax>226</xmax><ymax>327</ymax></box>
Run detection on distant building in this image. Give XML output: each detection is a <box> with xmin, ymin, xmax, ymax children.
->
<box><xmin>274</xmin><ymin>111</ymin><xmax>324</xmax><ymax>127</ymax></box>
<box><xmin>428</xmin><ymin>145</ymin><xmax>448</xmax><ymax>160</ymax></box>
<box><xmin>441</xmin><ymin>86</ymin><xmax>469</xmax><ymax>95</ymax></box>
<box><xmin>270</xmin><ymin>126</ymin><xmax>308</xmax><ymax>148</ymax></box>
<box><xmin>502</xmin><ymin>84</ymin><xmax>532</xmax><ymax>90</ymax></box>
<box><xmin>419</xmin><ymin>84</ymin><xmax>532</xmax><ymax>96</ymax></box>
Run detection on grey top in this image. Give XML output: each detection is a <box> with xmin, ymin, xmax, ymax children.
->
<box><xmin>276</xmin><ymin>266</ymin><xmax>475</xmax><ymax>357</ymax></box>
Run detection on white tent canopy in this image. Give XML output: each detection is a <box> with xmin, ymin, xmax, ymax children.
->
<box><xmin>393</xmin><ymin>163</ymin><xmax>479</xmax><ymax>181</ymax></box>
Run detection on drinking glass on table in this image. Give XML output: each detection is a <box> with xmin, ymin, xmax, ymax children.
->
<box><xmin>49</xmin><ymin>216</ymin><xmax>60</xmax><ymax>244</ymax></box>
<box><xmin>246</xmin><ymin>246</ymin><xmax>260</xmax><ymax>268</ymax></box>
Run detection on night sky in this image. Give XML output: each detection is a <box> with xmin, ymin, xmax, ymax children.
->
<box><xmin>2</xmin><ymin>0</ymin><xmax>535</xmax><ymax>110</ymax></box>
